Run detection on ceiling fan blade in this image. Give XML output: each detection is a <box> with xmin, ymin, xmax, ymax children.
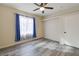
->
<box><xmin>43</xmin><ymin>3</ymin><xmax>48</xmax><ymax>6</ymax></box>
<box><xmin>33</xmin><ymin>8</ymin><xmax>40</xmax><ymax>11</ymax></box>
<box><xmin>42</xmin><ymin>11</ymin><xmax>44</xmax><ymax>14</ymax></box>
<box><xmin>40</xmin><ymin>3</ymin><xmax>43</xmax><ymax>6</ymax></box>
<box><xmin>34</xmin><ymin>3</ymin><xmax>41</xmax><ymax>7</ymax></box>
<box><xmin>45</xmin><ymin>7</ymin><xmax>53</xmax><ymax>9</ymax></box>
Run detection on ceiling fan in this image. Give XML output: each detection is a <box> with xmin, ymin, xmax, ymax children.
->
<box><xmin>33</xmin><ymin>3</ymin><xmax>54</xmax><ymax>14</ymax></box>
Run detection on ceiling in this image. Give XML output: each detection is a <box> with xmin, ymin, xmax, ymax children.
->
<box><xmin>1</xmin><ymin>3</ymin><xmax>79</xmax><ymax>17</ymax></box>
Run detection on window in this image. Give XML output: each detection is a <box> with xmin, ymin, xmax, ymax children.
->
<box><xmin>19</xmin><ymin>15</ymin><xmax>33</xmax><ymax>39</ymax></box>
<box><xmin>16</xmin><ymin>14</ymin><xmax>36</xmax><ymax>41</ymax></box>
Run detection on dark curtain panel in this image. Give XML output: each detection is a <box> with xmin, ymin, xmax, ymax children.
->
<box><xmin>15</xmin><ymin>14</ymin><xmax>20</xmax><ymax>41</ymax></box>
<box><xmin>33</xmin><ymin>17</ymin><xmax>36</xmax><ymax>38</ymax></box>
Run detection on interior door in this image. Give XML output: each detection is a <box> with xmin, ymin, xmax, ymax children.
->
<box><xmin>63</xmin><ymin>12</ymin><xmax>79</xmax><ymax>48</ymax></box>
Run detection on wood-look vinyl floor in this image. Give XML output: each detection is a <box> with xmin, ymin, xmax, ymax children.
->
<box><xmin>0</xmin><ymin>39</ymin><xmax>79</xmax><ymax>56</ymax></box>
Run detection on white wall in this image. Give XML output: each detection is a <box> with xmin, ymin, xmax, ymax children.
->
<box><xmin>44</xmin><ymin>11</ymin><xmax>79</xmax><ymax>48</ymax></box>
<box><xmin>44</xmin><ymin>17</ymin><xmax>64</xmax><ymax>42</ymax></box>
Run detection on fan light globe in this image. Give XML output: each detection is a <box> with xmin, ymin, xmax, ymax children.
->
<box><xmin>40</xmin><ymin>7</ymin><xmax>45</xmax><ymax>11</ymax></box>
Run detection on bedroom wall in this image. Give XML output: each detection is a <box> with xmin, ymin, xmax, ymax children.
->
<box><xmin>44</xmin><ymin>16</ymin><xmax>64</xmax><ymax>42</ymax></box>
<box><xmin>0</xmin><ymin>5</ymin><xmax>44</xmax><ymax>49</ymax></box>
<box><xmin>44</xmin><ymin>11</ymin><xmax>79</xmax><ymax>48</ymax></box>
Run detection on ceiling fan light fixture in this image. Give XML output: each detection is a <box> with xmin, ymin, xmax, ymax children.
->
<box><xmin>40</xmin><ymin>7</ymin><xmax>45</xmax><ymax>11</ymax></box>
<box><xmin>33</xmin><ymin>3</ymin><xmax>53</xmax><ymax>14</ymax></box>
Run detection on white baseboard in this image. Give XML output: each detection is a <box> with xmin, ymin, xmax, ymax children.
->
<box><xmin>0</xmin><ymin>37</ymin><xmax>42</xmax><ymax>49</ymax></box>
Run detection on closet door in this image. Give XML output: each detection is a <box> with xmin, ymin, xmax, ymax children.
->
<box><xmin>63</xmin><ymin>12</ymin><xmax>79</xmax><ymax>48</ymax></box>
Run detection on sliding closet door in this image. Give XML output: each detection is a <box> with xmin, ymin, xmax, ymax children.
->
<box><xmin>63</xmin><ymin>12</ymin><xmax>79</xmax><ymax>48</ymax></box>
